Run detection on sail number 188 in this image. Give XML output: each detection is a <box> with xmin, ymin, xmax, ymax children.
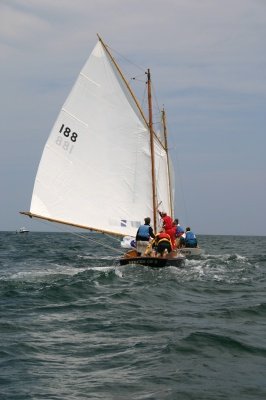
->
<box><xmin>59</xmin><ymin>124</ymin><xmax>78</xmax><ymax>142</ymax></box>
<box><xmin>55</xmin><ymin>124</ymin><xmax>78</xmax><ymax>154</ymax></box>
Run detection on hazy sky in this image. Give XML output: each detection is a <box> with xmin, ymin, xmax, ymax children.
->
<box><xmin>1</xmin><ymin>0</ymin><xmax>266</xmax><ymax>235</ymax></box>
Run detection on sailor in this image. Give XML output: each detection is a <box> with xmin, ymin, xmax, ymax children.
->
<box><xmin>174</xmin><ymin>218</ymin><xmax>185</xmax><ymax>248</ymax></box>
<box><xmin>166</xmin><ymin>220</ymin><xmax>178</xmax><ymax>250</ymax></box>
<box><xmin>180</xmin><ymin>227</ymin><xmax>198</xmax><ymax>248</ymax></box>
<box><xmin>153</xmin><ymin>230</ymin><xmax>172</xmax><ymax>257</ymax></box>
<box><xmin>158</xmin><ymin>210</ymin><xmax>173</xmax><ymax>230</ymax></box>
<box><xmin>136</xmin><ymin>217</ymin><xmax>155</xmax><ymax>256</ymax></box>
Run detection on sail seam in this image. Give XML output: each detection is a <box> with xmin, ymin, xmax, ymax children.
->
<box><xmin>80</xmin><ymin>72</ymin><xmax>100</xmax><ymax>87</ymax></box>
<box><xmin>61</xmin><ymin>108</ymin><xmax>88</xmax><ymax>127</ymax></box>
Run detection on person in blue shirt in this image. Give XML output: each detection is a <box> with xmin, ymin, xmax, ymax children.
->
<box><xmin>136</xmin><ymin>217</ymin><xmax>155</xmax><ymax>256</ymax></box>
<box><xmin>180</xmin><ymin>227</ymin><xmax>198</xmax><ymax>248</ymax></box>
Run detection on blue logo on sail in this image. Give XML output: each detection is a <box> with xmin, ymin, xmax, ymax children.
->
<box><xmin>120</xmin><ymin>220</ymin><xmax>127</xmax><ymax>227</ymax></box>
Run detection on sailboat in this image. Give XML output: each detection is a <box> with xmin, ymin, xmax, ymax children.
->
<box><xmin>16</xmin><ymin>227</ymin><xmax>29</xmax><ymax>234</ymax></box>
<box><xmin>21</xmin><ymin>35</ymin><xmax>185</xmax><ymax>268</ymax></box>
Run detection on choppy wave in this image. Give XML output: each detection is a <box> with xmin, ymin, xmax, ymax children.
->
<box><xmin>0</xmin><ymin>232</ymin><xmax>266</xmax><ymax>399</ymax></box>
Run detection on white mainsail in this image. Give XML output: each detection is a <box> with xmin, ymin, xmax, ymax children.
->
<box><xmin>27</xmin><ymin>38</ymin><xmax>173</xmax><ymax>236</ymax></box>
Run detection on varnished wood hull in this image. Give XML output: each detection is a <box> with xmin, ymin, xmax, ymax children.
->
<box><xmin>119</xmin><ymin>253</ymin><xmax>185</xmax><ymax>268</ymax></box>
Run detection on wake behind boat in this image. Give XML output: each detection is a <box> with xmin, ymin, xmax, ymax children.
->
<box><xmin>20</xmin><ymin>35</ymin><xmax>202</xmax><ymax>268</ymax></box>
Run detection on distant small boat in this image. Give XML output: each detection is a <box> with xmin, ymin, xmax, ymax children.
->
<box><xmin>16</xmin><ymin>227</ymin><xmax>29</xmax><ymax>234</ymax></box>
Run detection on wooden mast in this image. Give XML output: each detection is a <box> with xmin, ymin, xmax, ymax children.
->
<box><xmin>147</xmin><ymin>69</ymin><xmax>157</xmax><ymax>232</ymax></box>
<box><xmin>162</xmin><ymin>108</ymin><xmax>173</xmax><ymax>218</ymax></box>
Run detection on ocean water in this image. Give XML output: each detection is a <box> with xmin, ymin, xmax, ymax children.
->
<box><xmin>0</xmin><ymin>232</ymin><xmax>266</xmax><ymax>400</ymax></box>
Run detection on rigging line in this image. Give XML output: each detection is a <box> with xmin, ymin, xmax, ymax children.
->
<box><xmin>105</xmin><ymin>232</ymin><xmax>124</xmax><ymax>244</ymax></box>
<box><xmin>140</xmin><ymin>73</ymin><xmax>161</xmax><ymax>119</ymax></box>
<box><xmin>131</xmin><ymin>71</ymin><xmax>163</xmax><ymax>147</ymax></box>
<box><xmin>131</xmin><ymin>73</ymin><xmax>147</xmax><ymax>81</ymax></box>
<box><xmin>106</xmin><ymin>45</ymin><xmax>146</xmax><ymax>74</ymax></box>
<box><xmin>172</xmin><ymin>144</ymin><xmax>190</xmax><ymax>225</ymax></box>
<box><xmin>131</xmin><ymin>78</ymin><xmax>146</xmax><ymax>83</ymax></box>
<box><xmin>31</xmin><ymin>218</ymin><xmax>123</xmax><ymax>255</ymax></box>
<box><xmin>140</xmin><ymin>83</ymin><xmax>148</xmax><ymax>112</ymax></box>
<box><xmin>101</xmin><ymin>37</ymin><xmax>163</xmax><ymax>139</ymax></box>
<box><xmin>151</xmin><ymin>81</ymin><xmax>162</xmax><ymax>116</ymax></box>
<box><xmin>67</xmin><ymin>231</ymin><xmax>123</xmax><ymax>254</ymax></box>
<box><xmin>140</xmin><ymin>88</ymin><xmax>162</xmax><ymax>134</ymax></box>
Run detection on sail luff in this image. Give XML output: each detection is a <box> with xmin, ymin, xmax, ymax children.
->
<box><xmin>20</xmin><ymin>212</ymin><xmax>125</xmax><ymax>237</ymax></box>
<box><xmin>147</xmin><ymin>69</ymin><xmax>157</xmax><ymax>232</ymax></box>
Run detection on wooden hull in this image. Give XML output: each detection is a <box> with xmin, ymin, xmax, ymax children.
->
<box><xmin>119</xmin><ymin>251</ymin><xmax>186</xmax><ymax>268</ymax></box>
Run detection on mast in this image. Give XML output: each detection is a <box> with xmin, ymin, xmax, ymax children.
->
<box><xmin>147</xmin><ymin>69</ymin><xmax>157</xmax><ymax>232</ymax></box>
<box><xmin>162</xmin><ymin>108</ymin><xmax>173</xmax><ymax>218</ymax></box>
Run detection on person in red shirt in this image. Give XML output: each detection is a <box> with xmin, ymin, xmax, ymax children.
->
<box><xmin>158</xmin><ymin>210</ymin><xmax>173</xmax><ymax>230</ymax></box>
<box><xmin>166</xmin><ymin>220</ymin><xmax>178</xmax><ymax>250</ymax></box>
<box><xmin>158</xmin><ymin>210</ymin><xmax>177</xmax><ymax>249</ymax></box>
